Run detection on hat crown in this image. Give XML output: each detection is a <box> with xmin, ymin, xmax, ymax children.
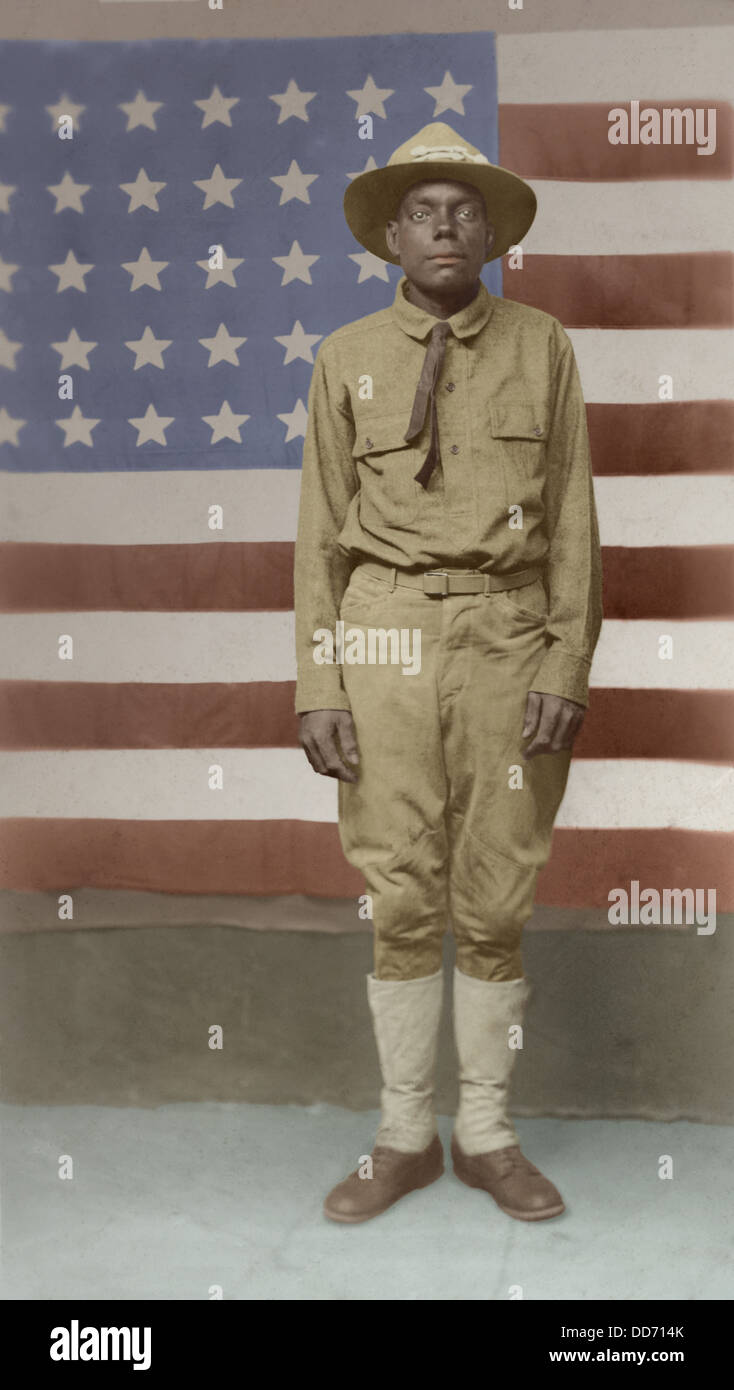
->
<box><xmin>387</xmin><ymin>122</ymin><xmax>491</xmax><ymax>170</ymax></box>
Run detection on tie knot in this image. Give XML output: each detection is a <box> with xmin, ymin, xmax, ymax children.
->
<box><xmin>431</xmin><ymin>320</ymin><xmax>451</xmax><ymax>342</ymax></box>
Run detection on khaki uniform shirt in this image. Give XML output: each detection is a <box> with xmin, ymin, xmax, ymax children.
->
<box><xmin>294</xmin><ymin>274</ymin><xmax>603</xmax><ymax>714</ymax></box>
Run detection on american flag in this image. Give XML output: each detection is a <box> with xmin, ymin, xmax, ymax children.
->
<box><xmin>1</xmin><ymin>29</ymin><xmax>732</xmax><ymax>926</ymax></box>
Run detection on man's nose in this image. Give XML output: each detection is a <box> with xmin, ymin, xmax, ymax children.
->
<box><xmin>432</xmin><ymin>213</ymin><xmax>458</xmax><ymax>236</ymax></box>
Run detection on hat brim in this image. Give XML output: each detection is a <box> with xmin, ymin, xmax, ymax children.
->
<box><xmin>343</xmin><ymin>161</ymin><xmax>536</xmax><ymax>265</ymax></box>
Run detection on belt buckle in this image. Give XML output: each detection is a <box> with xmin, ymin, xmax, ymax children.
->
<box><xmin>423</xmin><ymin>568</ymin><xmax>450</xmax><ymax>596</ymax></box>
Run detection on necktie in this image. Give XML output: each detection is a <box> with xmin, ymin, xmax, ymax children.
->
<box><xmin>404</xmin><ymin>319</ymin><xmax>451</xmax><ymax>489</ymax></box>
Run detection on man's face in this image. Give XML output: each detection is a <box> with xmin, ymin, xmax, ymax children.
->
<box><xmin>385</xmin><ymin>178</ymin><xmax>495</xmax><ymax>296</ymax></box>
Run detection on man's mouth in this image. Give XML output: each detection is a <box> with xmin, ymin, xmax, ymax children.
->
<box><xmin>430</xmin><ymin>254</ymin><xmax>463</xmax><ymax>264</ymax></box>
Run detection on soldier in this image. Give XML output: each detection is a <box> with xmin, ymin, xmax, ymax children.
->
<box><xmin>293</xmin><ymin>122</ymin><xmax>603</xmax><ymax>1223</ymax></box>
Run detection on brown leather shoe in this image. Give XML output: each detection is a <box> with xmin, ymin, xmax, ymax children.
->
<box><xmin>451</xmin><ymin>1135</ymin><xmax>565</xmax><ymax>1221</ymax></box>
<box><xmin>324</xmin><ymin>1133</ymin><xmax>444</xmax><ymax>1223</ymax></box>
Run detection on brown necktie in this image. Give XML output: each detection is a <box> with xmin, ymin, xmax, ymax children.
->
<box><xmin>404</xmin><ymin>320</ymin><xmax>451</xmax><ymax>488</ymax></box>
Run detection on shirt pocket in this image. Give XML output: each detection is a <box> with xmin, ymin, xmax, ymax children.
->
<box><xmin>489</xmin><ymin>402</ymin><xmax>548</xmax><ymax>504</ymax></box>
<box><xmin>352</xmin><ymin>413</ymin><xmax>425</xmax><ymax>530</ymax></box>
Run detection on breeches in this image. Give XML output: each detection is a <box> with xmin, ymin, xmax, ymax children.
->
<box><xmin>336</xmin><ymin>564</ymin><xmax>573</xmax><ymax>982</ymax></box>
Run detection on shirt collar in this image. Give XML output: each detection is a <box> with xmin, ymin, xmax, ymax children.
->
<box><xmin>391</xmin><ymin>273</ymin><xmax>495</xmax><ymax>342</ymax></box>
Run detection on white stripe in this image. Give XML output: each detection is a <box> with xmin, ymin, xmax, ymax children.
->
<box><xmin>594</xmin><ymin>477</ymin><xmax>734</xmax><ymax>547</ymax></box>
<box><xmin>568</xmin><ymin>330</ymin><xmax>734</xmax><ymax>403</ymax></box>
<box><xmin>497</xmin><ymin>29</ymin><xmax>734</xmax><ymax>102</ymax></box>
<box><xmin>0</xmin><ymin>751</ymin><xmax>731</xmax><ymax>830</ymax></box>
<box><xmin>0</xmin><ymin>471</ymin><xmax>302</xmax><ymax>544</ymax></box>
<box><xmin>0</xmin><ymin>614</ymin><xmax>731</xmax><ymax>689</ymax></box>
<box><xmin>591</xmin><ymin>621</ymin><xmax>734</xmax><ymax>690</ymax></box>
<box><xmin>3</xmin><ymin>472</ymin><xmax>731</xmax><ymax>547</ymax></box>
<box><xmin>524</xmin><ymin>180</ymin><xmax>734</xmax><ymax>255</ymax></box>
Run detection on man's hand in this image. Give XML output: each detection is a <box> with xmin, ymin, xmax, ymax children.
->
<box><xmin>298</xmin><ymin>709</ymin><xmax>360</xmax><ymax>782</ymax></box>
<box><xmin>522</xmin><ymin>691</ymin><xmax>586</xmax><ymax>760</ymax></box>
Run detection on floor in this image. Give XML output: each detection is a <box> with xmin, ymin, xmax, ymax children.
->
<box><xmin>3</xmin><ymin>1103</ymin><xmax>732</xmax><ymax>1301</ymax></box>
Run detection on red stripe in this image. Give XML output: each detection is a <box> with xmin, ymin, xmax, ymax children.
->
<box><xmin>0</xmin><ymin>820</ymin><xmax>730</xmax><ymax>908</ymax></box>
<box><xmin>602</xmin><ymin>546</ymin><xmax>734</xmax><ymax>619</ymax></box>
<box><xmin>502</xmin><ymin>253</ymin><xmax>733</xmax><ymax>328</ymax></box>
<box><xmin>0</xmin><ymin>682</ymin><xmax>732</xmax><ymax>762</ymax></box>
<box><xmin>1</xmin><ymin>543</ymin><xmax>732</xmax><ymax>618</ymax></box>
<box><xmin>587</xmin><ymin>402</ymin><xmax>734</xmax><ymax>476</ymax></box>
<box><xmin>499</xmin><ymin>101</ymin><xmax>734</xmax><ymax>179</ymax></box>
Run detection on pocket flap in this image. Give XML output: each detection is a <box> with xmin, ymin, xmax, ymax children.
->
<box><xmin>490</xmin><ymin>404</ymin><xmax>548</xmax><ymax>441</ymax></box>
<box><xmin>352</xmin><ymin>414</ymin><xmax>415</xmax><ymax>457</ymax></box>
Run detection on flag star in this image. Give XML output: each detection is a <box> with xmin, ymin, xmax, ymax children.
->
<box><xmin>270</xmin><ymin>159</ymin><xmax>318</xmax><ymax>206</ymax></box>
<box><xmin>0</xmin><ymin>328</ymin><xmax>22</xmax><ymax>370</ymax></box>
<box><xmin>56</xmin><ymin>404</ymin><xmax>100</xmax><ymax>447</ymax></box>
<box><xmin>269</xmin><ymin>79</ymin><xmax>317</xmax><ymax>124</ymax></box>
<box><xmin>202</xmin><ymin>400</ymin><xmax>250</xmax><ymax>444</ymax></box>
<box><xmin>0</xmin><ymin>182</ymin><xmax>17</xmax><ymax>213</ymax></box>
<box><xmin>124</xmin><ymin>325</ymin><xmax>172</xmax><ymax>370</ymax></box>
<box><xmin>272</xmin><ymin>240</ymin><xmax>319</xmax><ymax>286</ymax></box>
<box><xmin>424</xmin><ymin>71</ymin><xmax>473</xmax><ymax>117</ymax></box>
<box><xmin>194</xmin><ymin>84</ymin><xmax>240</xmax><ymax>129</ymax></box>
<box><xmin>0</xmin><ymin>406</ymin><xmax>25</xmax><ymax>445</ymax></box>
<box><xmin>120</xmin><ymin>168</ymin><xmax>167</xmax><ymax>213</ymax></box>
<box><xmin>277</xmin><ymin>398</ymin><xmax>309</xmax><ymax>443</ymax></box>
<box><xmin>46</xmin><ymin>94</ymin><xmax>86</xmax><ymax>133</ymax></box>
<box><xmin>274</xmin><ymin>320</ymin><xmax>322</xmax><ymax>365</ymax></box>
<box><xmin>119</xmin><ymin>90</ymin><xmax>163</xmax><ymax>132</ymax></box>
<box><xmin>0</xmin><ymin>104</ymin><xmax>12</xmax><ymax>133</ymax></box>
<box><xmin>46</xmin><ymin>171</ymin><xmax>91</xmax><ymax>214</ymax></box>
<box><xmin>193</xmin><ymin>163</ymin><xmax>242</xmax><ymax>211</ymax></box>
<box><xmin>196</xmin><ymin>248</ymin><xmax>244</xmax><ymax>288</ymax></box>
<box><xmin>122</xmin><ymin>246</ymin><xmax>169</xmax><ymax>291</ymax></box>
<box><xmin>346</xmin><ymin>75</ymin><xmax>394</xmax><ymax>121</ymax></box>
<box><xmin>128</xmin><ymin>403</ymin><xmax>174</xmax><ymax>446</ymax></box>
<box><xmin>349</xmin><ymin>249</ymin><xmax>391</xmax><ymax>283</ymax></box>
<box><xmin>49</xmin><ymin>249</ymin><xmax>94</xmax><ymax>293</ymax></box>
<box><xmin>198</xmin><ymin>323</ymin><xmax>247</xmax><ymax>367</ymax></box>
<box><xmin>0</xmin><ymin>256</ymin><xmax>20</xmax><ymax>291</ymax></box>
<box><xmin>346</xmin><ymin>156</ymin><xmax>379</xmax><ymax>181</ymax></box>
<box><xmin>50</xmin><ymin>327</ymin><xmax>98</xmax><ymax>371</ymax></box>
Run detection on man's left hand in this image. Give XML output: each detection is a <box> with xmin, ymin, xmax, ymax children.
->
<box><xmin>522</xmin><ymin>691</ymin><xmax>586</xmax><ymax>760</ymax></box>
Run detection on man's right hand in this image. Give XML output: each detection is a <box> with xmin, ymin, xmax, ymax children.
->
<box><xmin>298</xmin><ymin>709</ymin><xmax>360</xmax><ymax>782</ymax></box>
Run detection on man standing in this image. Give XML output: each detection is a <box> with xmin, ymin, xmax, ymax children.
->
<box><xmin>293</xmin><ymin>123</ymin><xmax>603</xmax><ymax>1224</ymax></box>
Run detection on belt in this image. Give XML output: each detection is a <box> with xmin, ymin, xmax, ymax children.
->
<box><xmin>356</xmin><ymin>560</ymin><xmax>544</xmax><ymax>596</ymax></box>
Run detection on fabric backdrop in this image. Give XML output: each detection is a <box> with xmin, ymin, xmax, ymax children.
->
<box><xmin>0</xmin><ymin>29</ymin><xmax>732</xmax><ymax>918</ymax></box>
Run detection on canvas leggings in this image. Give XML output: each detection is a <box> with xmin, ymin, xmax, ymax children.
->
<box><xmin>336</xmin><ymin>563</ymin><xmax>573</xmax><ymax>982</ymax></box>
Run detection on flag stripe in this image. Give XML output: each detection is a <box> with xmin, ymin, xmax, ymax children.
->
<box><xmin>567</xmin><ymin>330</ymin><xmax>734</xmax><ymax>402</ymax></box>
<box><xmin>497</xmin><ymin>29</ymin><xmax>734</xmax><ymax>102</ymax></box>
<box><xmin>1</xmin><ymin>682</ymin><xmax>731</xmax><ymax>764</ymax></box>
<box><xmin>1</xmin><ymin>753</ymin><xmax>731</xmax><ymax>830</ymax></box>
<box><xmin>588</xmin><ymin>402</ymin><xmax>734</xmax><ymax>476</ymax></box>
<box><xmin>0</xmin><ymin>819</ymin><xmax>731</xmax><ymax>907</ymax></box>
<box><xmin>1</xmin><ymin>542</ymin><xmax>731</xmax><ymax>618</ymax></box>
<box><xmin>503</xmin><ymin>253</ymin><xmax>733</xmax><ymax>328</ymax></box>
<box><xmin>2</xmin><ymin>404</ymin><xmax>731</xmax><ymax>546</ymax></box>
<box><xmin>1</xmin><ymin>615</ymin><xmax>731</xmax><ymax>688</ymax></box>
<box><xmin>522</xmin><ymin>179</ymin><xmax>734</xmax><ymax>255</ymax></box>
<box><xmin>499</xmin><ymin>102</ymin><xmax>733</xmax><ymax>180</ymax></box>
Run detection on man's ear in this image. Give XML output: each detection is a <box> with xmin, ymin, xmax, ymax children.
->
<box><xmin>485</xmin><ymin>221</ymin><xmax>496</xmax><ymax>257</ymax></box>
<box><xmin>385</xmin><ymin>219</ymin><xmax>399</xmax><ymax>257</ymax></box>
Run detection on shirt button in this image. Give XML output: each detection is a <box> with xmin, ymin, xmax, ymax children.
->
<box><xmin>446</xmin><ymin>382</ymin><xmax>455</xmax><ymax>392</ymax></box>
<box><xmin>450</xmin><ymin>444</ymin><xmax>459</xmax><ymax>454</ymax></box>
<box><xmin>533</xmin><ymin>426</ymin><xmax>542</xmax><ymax>436</ymax></box>
<box><xmin>365</xmin><ymin>437</ymin><xmax>373</xmax><ymax>448</ymax></box>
